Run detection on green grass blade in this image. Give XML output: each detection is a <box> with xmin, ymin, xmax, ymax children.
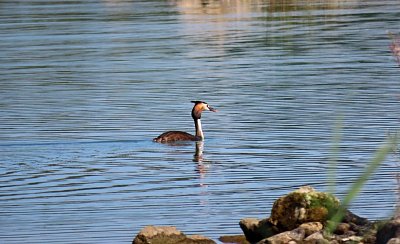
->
<box><xmin>327</xmin><ymin>117</ymin><xmax>343</xmax><ymax>194</ymax></box>
<box><xmin>326</xmin><ymin>135</ymin><xmax>398</xmax><ymax>233</ymax></box>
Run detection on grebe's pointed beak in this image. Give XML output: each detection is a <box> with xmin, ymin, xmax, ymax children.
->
<box><xmin>208</xmin><ymin>106</ymin><xmax>217</xmax><ymax>112</ymax></box>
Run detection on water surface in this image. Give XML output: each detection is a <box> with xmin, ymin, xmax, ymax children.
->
<box><xmin>1</xmin><ymin>0</ymin><xmax>400</xmax><ymax>243</ymax></box>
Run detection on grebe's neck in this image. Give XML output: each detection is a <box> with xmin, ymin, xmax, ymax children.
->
<box><xmin>194</xmin><ymin>118</ymin><xmax>204</xmax><ymax>140</ymax></box>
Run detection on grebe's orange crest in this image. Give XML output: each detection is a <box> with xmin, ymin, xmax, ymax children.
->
<box><xmin>191</xmin><ymin>101</ymin><xmax>218</xmax><ymax>112</ymax></box>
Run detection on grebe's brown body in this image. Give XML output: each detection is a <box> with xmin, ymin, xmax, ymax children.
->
<box><xmin>153</xmin><ymin>101</ymin><xmax>217</xmax><ymax>143</ymax></box>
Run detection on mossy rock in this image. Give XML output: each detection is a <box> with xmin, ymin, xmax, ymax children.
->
<box><xmin>270</xmin><ymin>186</ymin><xmax>340</xmax><ymax>230</ymax></box>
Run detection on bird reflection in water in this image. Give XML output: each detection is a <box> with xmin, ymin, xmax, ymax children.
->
<box><xmin>193</xmin><ymin>141</ymin><xmax>204</xmax><ymax>162</ymax></box>
<box><xmin>193</xmin><ymin>141</ymin><xmax>210</xmax><ymax>181</ymax></box>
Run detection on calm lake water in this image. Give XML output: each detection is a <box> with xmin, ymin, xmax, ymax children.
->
<box><xmin>1</xmin><ymin>0</ymin><xmax>400</xmax><ymax>243</ymax></box>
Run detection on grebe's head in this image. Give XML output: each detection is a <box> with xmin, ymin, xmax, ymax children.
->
<box><xmin>191</xmin><ymin>101</ymin><xmax>217</xmax><ymax>119</ymax></box>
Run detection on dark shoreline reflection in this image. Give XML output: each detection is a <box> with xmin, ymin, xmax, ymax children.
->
<box><xmin>171</xmin><ymin>0</ymin><xmax>360</xmax><ymax>15</ymax></box>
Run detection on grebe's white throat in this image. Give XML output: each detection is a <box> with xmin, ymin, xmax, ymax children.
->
<box><xmin>195</xmin><ymin>118</ymin><xmax>204</xmax><ymax>140</ymax></box>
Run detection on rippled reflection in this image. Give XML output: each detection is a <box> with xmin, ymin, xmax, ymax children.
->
<box><xmin>193</xmin><ymin>141</ymin><xmax>204</xmax><ymax>162</ymax></box>
<box><xmin>173</xmin><ymin>0</ymin><xmax>265</xmax><ymax>15</ymax></box>
<box><xmin>390</xmin><ymin>32</ymin><xmax>400</xmax><ymax>67</ymax></box>
<box><xmin>173</xmin><ymin>0</ymin><xmax>360</xmax><ymax>14</ymax></box>
<box><xmin>193</xmin><ymin>141</ymin><xmax>212</xmax><ymax>183</ymax></box>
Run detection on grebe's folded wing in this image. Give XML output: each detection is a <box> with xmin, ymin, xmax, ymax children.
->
<box><xmin>153</xmin><ymin>131</ymin><xmax>198</xmax><ymax>143</ymax></box>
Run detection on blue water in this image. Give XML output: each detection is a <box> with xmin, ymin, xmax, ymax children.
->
<box><xmin>1</xmin><ymin>0</ymin><xmax>400</xmax><ymax>243</ymax></box>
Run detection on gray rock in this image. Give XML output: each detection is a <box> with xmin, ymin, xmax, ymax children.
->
<box><xmin>257</xmin><ymin>228</ymin><xmax>305</xmax><ymax>244</ymax></box>
<box><xmin>340</xmin><ymin>235</ymin><xmax>363</xmax><ymax>243</ymax></box>
<box><xmin>303</xmin><ymin>232</ymin><xmax>329</xmax><ymax>244</ymax></box>
<box><xmin>132</xmin><ymin>225</ymin><xmax>215</xmax><ymax>244</ymax></box>
<box><xmin>255</xmin><ymin>222</ymin><xmax>323</xmax><ymax>244</ymax></box>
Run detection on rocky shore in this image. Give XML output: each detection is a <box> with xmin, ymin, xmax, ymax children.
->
<box><xmin>132</xmin><ymin>186</ymin><xmax>400</xmax><ymax>244</ymax></box>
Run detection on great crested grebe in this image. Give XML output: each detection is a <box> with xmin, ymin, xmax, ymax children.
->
<box><xmin>153</xmin><ymin>101</ymin><xmax>217</xmax><ymax>143</ymax></box>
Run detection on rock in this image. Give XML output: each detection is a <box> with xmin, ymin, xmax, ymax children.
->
<box><xmin>343</xmin><ymin>209</ymin><xmax>370</xmax><ymax>226</ymax></box>
<box><xmin>362</xmin><ymin>231</ymin><xmax>377</xmax><ymax>244</ymax></box>
<box><xmin>186</xmin><ymin>235</ymin><xmax>216</xmax><ymax>244</ymax></box>
<box><xmin>334</xmin><ymin>223</ymin><xmax>351</xmax><ymax>235</ymax></box>
<box><xmin>298</xmin><ymin>222</ymin><xmax>323</xmax><ymax>236</ymax></box>
<box><xmin>132</xmin><ymin>225</ymin><xmax>215</xmax><ymax>244</ymax></box>
<box><xmin>270</xmin><ymin>186</ymin><xmax>340</xmax><ymax>230</ymax></box>
<box><xmin>303</xmin><ymin>232</ymin><xmax>329</xmax><ymax>243</ymax></box>
<box><xmin>340</xmin><ymin>235</ymin><xmax>363</xmax><ymax>242</ymax></box>
<box><xmin>376</xmin><ymin>218</ymin><xmax>400</xmax><ymax>244</ymax></box>
<box><xmin>258</xmin><ymin>228</ymin><xmax>305</xmax><ymax>244</ymax></box>
<box><xmin>239</xmin><ymin>218</ymin><xmax>279</xmax><ymax>243</ymax></box>
<box><xmin>133</xmin><ymin>226</ymin><xmax>184</xmax><ymax>244</ymax></box>
<box><xmin>340</xmin><ymin>210</ymin><xmax>373</xmax><ymax>239</ymax></box>
<box><xmin>387</xmin><ymin>238</ymin><xmax>400</xmax><ymax>244</ymax></box>
<box><xmin>218</xmin><ymin>235</ymin><xmax>250</xmax><ymax>244</ymax></box>
<box><xmin>255</xmin><ymin>222</ymin><xmax>322</xmax><ymax>244</ymax></box>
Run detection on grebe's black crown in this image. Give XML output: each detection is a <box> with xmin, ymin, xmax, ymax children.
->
<box><xmin>191</xmin><ymin>101</ymin><xmax>207</xmax><ymax>105</ymax></box>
